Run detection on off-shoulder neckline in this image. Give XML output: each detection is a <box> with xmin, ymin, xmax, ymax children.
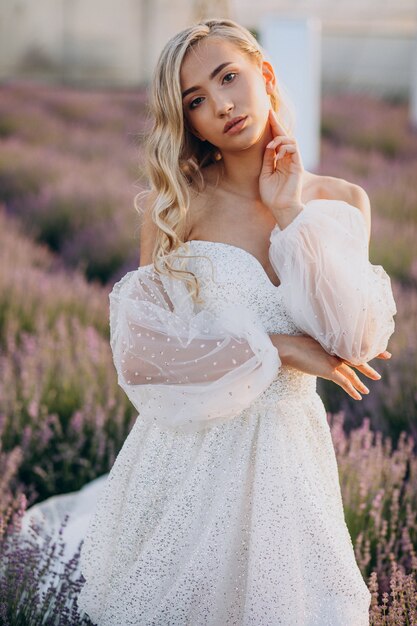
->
<box><xmin>186</xmin><ymin>199</ymin><xmax>351</xmax><ymax>255</ymax></box>
<box><xmin>137</xmin><ymin>240</ymin><xmax>281</xmax><ymax>289</ymax></box>
<box><xmin>137</xmin><ymin>198</ymin><xmax>354</xmax><ymax>287</ymax></box>
<box><xmin>185</xmin><ymin>239</ymin><xmax>281</xmax><ymax>289</ymax></box>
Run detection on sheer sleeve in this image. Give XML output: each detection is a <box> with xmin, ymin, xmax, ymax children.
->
<box><xmin>109</xmin><ymin>265</ymin><xmax>281</xmax><ymax>433</ymax></box>
<box><xmin>268</xmin><ymin>199</ymin><xmax>396</xmax><ymax>365</ymax></box>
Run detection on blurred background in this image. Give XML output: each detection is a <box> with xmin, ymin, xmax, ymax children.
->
<box><xmin>1</xmin><ymin>0</ymin><xmax>416</xmax><ymax>94</ymax></box>
<box><xmin>0</xmin><ymin>1</ymin><xmax>417</xmax><ymax>622</ymax></box>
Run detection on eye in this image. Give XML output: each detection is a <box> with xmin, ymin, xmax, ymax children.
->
<box><xmin>223</xmin><ymin>72</ymin><xmax>237</xmax><ymax>83</ymax></box>
<box><xmin>188</xmin><ymin>72</ymin><xmax>238</xmax><ymax>110</ymax></box>
<box><xmin>189</xmin><ymin>96</ymin><xmax>204</xmax><ymax>110</ymax></box>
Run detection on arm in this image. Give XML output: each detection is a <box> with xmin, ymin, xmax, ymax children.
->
<box><xmin>119</xmin><ymin>307</ymin><xmax>276</xmax><ymax>386</ymax></box>
<box><xmin>270</xmin><ymin>332</ymin><xmax>386</xmax><ymax>400</ymax></box>
<box><xmin>268</xmin><ymin>198</ymin><xmax>396</xmax><ymax>365</ymax></box>
<box><xmin>258</xmin><ymin>110</ymin><xmax>394</xmax><ymax>365</ymax></box>
<box><xmin>109</xmin><ymin>265</ymin><xmax>281</xmax><ymax>433</ymax></box>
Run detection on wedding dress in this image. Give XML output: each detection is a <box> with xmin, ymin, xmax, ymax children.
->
<box><xmin>21</xmin><ymin>199</ymin><xmax>396</xmax><ymax>625</ymax></box>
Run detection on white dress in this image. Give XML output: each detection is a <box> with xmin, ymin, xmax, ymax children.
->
<box><xmin>21</xmin><ymin>199</ymin><xmax>396</xmax><ymax>626</ymax></box>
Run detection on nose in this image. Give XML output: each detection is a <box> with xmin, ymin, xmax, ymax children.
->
<box><xmin>214</xmin><ymin>97</ymin><xmax>234</xmax><ymax>118</ymax></box>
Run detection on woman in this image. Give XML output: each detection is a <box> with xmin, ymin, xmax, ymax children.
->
<box><xmin>24</xmin><ymin>18</ymin><xmax>396</xmax><ymax>625</ymax></box>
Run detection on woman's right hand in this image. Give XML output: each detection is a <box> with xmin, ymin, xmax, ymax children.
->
<box><xmin>271</xmin><ymin>334</ymin><xmax>390</xmax><ymax>400</ymax></box>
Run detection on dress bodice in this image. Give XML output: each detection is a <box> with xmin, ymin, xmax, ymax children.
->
<box><xmin>185</xmin><ymin>240</ymin><xmax>300</xmax><ymax>335</ymax></box>
<box><xmin>108</xmin><ymin>205</ymin><xmax>395</xmax><ymax>433</ymax></box>
<box><xmin>184</xmin><ymin>240</ymin><xmax>318</xmax><ymax>404</ymax></box>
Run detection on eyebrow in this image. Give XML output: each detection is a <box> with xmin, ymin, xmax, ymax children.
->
<box><xmin>181</xmin><ymin>61</ymin><xmax>233</xmax><ymax>99</ymax></box>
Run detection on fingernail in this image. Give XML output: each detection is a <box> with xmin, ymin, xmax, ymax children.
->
<box><xmin>362</xmin><ymin>386</ymin><xmax>370</xmax><ymax>394</ymax></box>
<box><xmin>375</xmin><ymin>372</ymin><xmax>381</xmax><ymax>379</ymax></box>
<box><xmin>355</xmin><ymin>392</ymin><xmax>362</xmax><ymax>400</ymax></box>
<box><xmin>267</xmin><ymin>141</ymin><xmax>274</xmax><ymax>148</ymax></box>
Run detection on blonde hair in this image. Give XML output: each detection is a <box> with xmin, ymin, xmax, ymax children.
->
<box><xmin>135</xmin><ymin>18</ymin><xmax>295</xmax><ymax>305</ymax></box>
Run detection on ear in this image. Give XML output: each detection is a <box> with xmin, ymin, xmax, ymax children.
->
<box><xmin>262</xmin><ymin>60</ymin><xmax>276</xmax><ymax>95</ymax></box>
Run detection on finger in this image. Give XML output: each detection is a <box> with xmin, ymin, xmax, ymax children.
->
<box><xmin>350</xmin><ymin>362</ymin><xmax>381</xmax><ymax>380</ymax></box>
<box><xmin>267</xmin><ymin>135</ymin><xmax>296</xmax><ymax>148</ymax></box>
<box><xmin>265</xmin><ymin>138</ymin><xmax>293</xmax><ymax>173</ymax></box>
<box><xmin>332</xmin><ymin>369</ymin><xmax>362</xmax><ymax>400</ymax></box>
<box><xmin>276</xmin><ymin>145</ymin><xmax>297</xmax><ymax>159</ymax></box>
<box><xmin>268</xmin><ymin>134</ymin><xmax>304</xmax><ymax>170</ymax></box>
<box><xmin>262</xmin><ymin>141</ymin><xmax>279</xmax><ymax>176</ymax></box>
<box><xmin>275</xmin><ymin>144</ymin><xmax>303</xmax><ymax>169</ymax></box>
<box><xmin>338</xmin><ymin>363</ymin><xmax>369</xmax><ymax>394</ymax></box>
<box><xmin>269</xmin><ymin>108</ymin><xmax>288</xmax><ymax>135</ymax></box>
<box><xmin>376</xmin><ymin>351</ymin><xmax>391</xmax><ymax>359</ymax></box>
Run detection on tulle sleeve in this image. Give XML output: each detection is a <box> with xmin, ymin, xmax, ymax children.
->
<box><xmin>268</xmin><ymin>199</ymin><xmax>396</xmax><ymax>365</ymax></box>
<box><xmin>109</xmin><ymin>264</ymin><xmax>281</xmax><ymax>433</ymax></box>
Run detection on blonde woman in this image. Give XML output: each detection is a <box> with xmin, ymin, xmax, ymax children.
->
<box><xmin>26</xmin><ymin>18</ymin><xmax>396</xmax><ymax>625</ymax></box>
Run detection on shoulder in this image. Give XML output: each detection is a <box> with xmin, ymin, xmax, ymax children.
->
<box><xmin>308</xmin><ymin>173</ymin><xmax>371</xmax><ymax>238</ymax></box>
<box><xmin>138</xmin><ymin>186</ymin><xmax>204</xmax><ymax>265</ymax></box>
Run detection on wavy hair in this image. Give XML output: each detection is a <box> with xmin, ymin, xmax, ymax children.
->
<box><xmin>135</xmin><ymin>18</ymin><xmax>296</xmax><ymax>305</ymax></box>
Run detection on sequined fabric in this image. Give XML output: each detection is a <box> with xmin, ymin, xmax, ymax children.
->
<box><xmin>77</xmin><ymin>240</ymin><xmax>372</xmax><ymax>625</ymax></box>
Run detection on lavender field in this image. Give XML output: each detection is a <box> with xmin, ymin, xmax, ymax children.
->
<box><xmin>0</xmin><ymin>81</ymin><xmax>416</xmax><ymax>624</ymax></box>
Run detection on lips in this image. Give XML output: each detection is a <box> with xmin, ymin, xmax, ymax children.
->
<box><xmin>223</xmin><ymin>116</ymin><xmax>247</xmax><ymax>133</ymax></box>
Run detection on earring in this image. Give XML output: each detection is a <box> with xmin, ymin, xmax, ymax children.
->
<box><xmin>214</xmin><ymin>151</ymin><xmax>222</xmax><ymax>161</ymax></box>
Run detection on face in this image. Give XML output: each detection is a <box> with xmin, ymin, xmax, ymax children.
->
<box><xmin>180</xmin><ymin>37</ymin><xmax>276</xmax><ymax>154</ymax></box>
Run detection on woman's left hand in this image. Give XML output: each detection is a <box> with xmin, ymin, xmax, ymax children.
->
<box><xmin>259</xmin><ymin>108</ymin><xmax>305</xmax><ymax>225</ymax></box>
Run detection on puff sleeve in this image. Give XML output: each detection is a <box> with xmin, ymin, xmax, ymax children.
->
<box><xmin>268</xmin><ymin>199</ymin><xmax>396</xmax><ymax>365</ymax></box>
<box><xmin>109</xmin><ymin>264</ymin><xmax>281</xmax><ymax>433</ymax></box>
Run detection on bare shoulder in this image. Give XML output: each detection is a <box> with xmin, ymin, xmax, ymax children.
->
<box><xmin>308</xmin><ymin>173</ymin><xmax>371</xmax><ymax>237</ymax></box>
<box><xmin>307</xmin><ymin>172</ymin><xmax>368</xmax><ymax>206</ymax></box>
<box><xmin>138</xmin><ymin>184</ymin><xmax>209</xmax><ymax>265</ymax></box>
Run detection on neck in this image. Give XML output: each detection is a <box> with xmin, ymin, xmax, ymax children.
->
<box><xmin>216</xmin><ymin>124</ymin><xmax>274</xmax><ymax>201</ymax></box>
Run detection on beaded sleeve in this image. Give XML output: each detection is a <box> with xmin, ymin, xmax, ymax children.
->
<box><xmin>109</xmin><ymin>265</ymin><xmax>281</xmax><ymax>433</ymax></box>
<box><xmin>268</xmin><ymin>199</ymin><xmax>396</xmax><ymax>364</ymax></box>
